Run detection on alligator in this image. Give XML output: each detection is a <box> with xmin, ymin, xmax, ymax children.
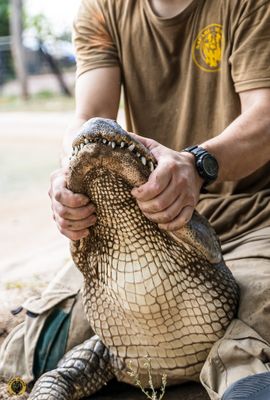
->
<box><xmin>29</xmin><ymin>118</ymin><xmax>239</xmax><ymax>399</ymax></box>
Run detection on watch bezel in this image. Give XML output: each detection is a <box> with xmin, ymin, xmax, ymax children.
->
<box><xmin>197</xmin><ymin>153</ymin><xmax>219</xmax><ymax>181</ymax></box>
<box><xmin>183</xmin><ymin>145</ymin><xmax>219</xmax><ymax>185</ymax></box>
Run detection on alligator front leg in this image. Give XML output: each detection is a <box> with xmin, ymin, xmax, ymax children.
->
<box><xmin>29</xmin><ymin>335</ymin><xmax>115</xmax><ymax>400</ymax></box>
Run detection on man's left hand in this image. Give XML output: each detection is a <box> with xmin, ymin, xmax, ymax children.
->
<box><xmin>131</xmin><ymin>134</ymin><xmax>204</xmax><ymax>231</ymax></box>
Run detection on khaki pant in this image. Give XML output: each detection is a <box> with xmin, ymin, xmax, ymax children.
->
<box><xmin>201</xmin><ymin>226</ymin><xmax>270</xmax><ymax>399</ymax></box>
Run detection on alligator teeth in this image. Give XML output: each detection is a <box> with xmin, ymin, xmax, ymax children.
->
<box><xmin>120</xmin><ymin>142</ymin><xmax>126</xmax><ymax>148</ymax></box>
<box><xmin>74</xmin><ymin>146</ymin><xmax>79</xmax><ymax>156</ymax></box>
<box><xmin>84</xmin><ymin>138</ymin><xmax>89</xmax><ymax>144</ymax></box>
<box><xmin>103</xmin><ymin>139</ymin><xmax>107</xmax><ymax>144</ymax></box>
<box><xmin>80</xmin><ymin>143</ymin><xmax>84</xmax><ymax>150</ymax></box>
<box><xmin>111</xmin><ymin>141</ymin><xmax>116</xmax><ymax>149</ymax></box>
<box><xmin>141</xmin><ymin>156</ymin><xmax>146</xmax><ymax>166</ymax></box>
<box><xmin>128</xmin><ymin>144</ymin><xmax>135</xmax><ymax>152</ymax></box>
<box><xmin>149</xmin><ymin>161</ymin><xmax>154</xmax><ymax>172</ymax></box>
<box><xmin>136</xmin><ymin>152</ymin><xmax>141</xmax><ymax>158</ymax></box>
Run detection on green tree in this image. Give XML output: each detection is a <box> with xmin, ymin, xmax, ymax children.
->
<box><xmin>0</xmin><ymin>0</ymin><xmax>10</xmax><ymax>36</ymax></box>
<box><xmin>25</xmin><ymin>13</ymin><xmax>53</xmax><ymax>40</ymax></box>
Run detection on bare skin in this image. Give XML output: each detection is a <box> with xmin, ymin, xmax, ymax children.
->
<box><xmin>149</xmin><ymin>0</ymin><xmax>195</xmax><ymax>18</ymax></box>
<box><xmin>48</xmin><ymin>0</ymin><xmax>270</xmax><ymax>238</ymax></box>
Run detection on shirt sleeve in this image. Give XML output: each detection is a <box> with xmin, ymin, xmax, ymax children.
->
<box><xmin>229</xmin><ymin>2</ymin><xmax>270</xmax><ymax>92</ymax></box>
<box><xmin>73</xmin><ymin>0</ymin><xmax>119</xmax><ymax>78</ymax></box>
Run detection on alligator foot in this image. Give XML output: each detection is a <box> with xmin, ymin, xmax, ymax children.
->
<box><xmin>29</xmin><ymin>335</ymin><xmax>115</xmax><ymax>400</ymax></box>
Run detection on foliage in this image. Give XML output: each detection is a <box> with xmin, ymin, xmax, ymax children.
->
<box><xmin>24</xmin><ymin>13</ymin><xmax>72</xmax><ymax>43</ymax></box>
<box><xmin>0</xmin><ymin>0</ymin><xmax>10</xmax><ymax>36</ymax></box>
<box><xmin>24</xmin><ymin>13</ymin><xmax>54</xmax><ymax>40</ymax></box>
<box><xmin>128</xmin><ymin>357</ymin><xmax>167</xmax><ymax>400</ymax></box>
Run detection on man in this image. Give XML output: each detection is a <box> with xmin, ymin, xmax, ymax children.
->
<box><xmin>49</xmin><ymin>0</ymin><xmax>270</xmax><ymax>399</ymax></box>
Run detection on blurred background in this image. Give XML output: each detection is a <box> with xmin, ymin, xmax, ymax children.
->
<box><xmin>0</xmin><ymin>0</ymin><xmax>78</xmax><ymax>103</ymax></box>
<box><xmin>0</xmin><ymin>0</ymin><xmax>80</xmax><ymax>315</ymax></box>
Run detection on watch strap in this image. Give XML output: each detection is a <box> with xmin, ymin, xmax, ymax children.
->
<box><xmin>183</xmin><ymin>145</ymin><xmax>207</xmax><ymax>157</ymax></box>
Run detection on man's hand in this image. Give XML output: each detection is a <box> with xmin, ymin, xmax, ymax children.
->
<box><xmin>131</xmin><ymin>134</ymin><xmax>203</xmax><ymax>231</ymax></box>
<box><xmin>48</xmin><ymin>67</ymin><xmax>121</xmax><ymax>240</ymax></box>
<box><xmin>49</xmin><ymin>168</ymin><xmax>97</xmax><ymax>240</ymax></box>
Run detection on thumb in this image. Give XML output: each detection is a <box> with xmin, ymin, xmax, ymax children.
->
<box><xmin>128</xmin><ymin>131</ymin><xmax>158</xmax><ymax>151</ymax></box>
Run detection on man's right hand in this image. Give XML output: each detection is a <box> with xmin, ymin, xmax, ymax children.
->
<box><xmin>49</xmin><ymin>66</ymin><xmax>121</xmax><ymax>240</ymax></box>
<box><xmin>49</xmin><ymin>168</ymin><xmax>97</xmax><ymax>240</ymax></box>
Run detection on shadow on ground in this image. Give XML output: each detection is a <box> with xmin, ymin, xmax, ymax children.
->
<box><xmin>89</xmin><ymin>380</ymin><xmax>209</xmax><ymax>400</ymax></box>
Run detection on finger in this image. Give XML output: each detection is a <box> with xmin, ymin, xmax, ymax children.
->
<box><xmin>54</xmin><ymin>202</ymin><xmax>96</xmax><ymax>221</ymax></box>
<box><xmin>58</xmin><ymin>227</ymin><xmax>90</xmax><ymax>241</ymax></box>
<box><xmin>131</xmin><ymin>163</ymin><xmax>171</xmax><ymax>201</ymax></box>
<box><xmin>127</xmin><ymin>131</ymin><xmax>157</xmax><ymax>151</ymax></box>
<box><xmin>54</xmin><ymin>186</ymin><xmax>90</xmax><ymax>208</ymax></box>
<box><xmin>136</xmin><ymin>179</ymin><xmax>179</xmax><ymax>214</ymax></box>
<box><xmin>56</xmin><ymin>214</ymin><xmax>97</xmax><ymax>232</ymax></box>
<box><xmin>142</xmin><ymin>194</ymin><xmax>185</xmax><ymax>224</ymax></box>
<box><xmin>51</xmin><ymin>174</ymin><xmax>90</xmax><ymax>208</ymax></box>
<box><xmin>158</xmin><ymin>205</ymin><xmax>194</xmax><ymax>231</ymax></box>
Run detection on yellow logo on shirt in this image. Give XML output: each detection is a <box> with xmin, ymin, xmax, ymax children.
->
<box><xmin>192</xmin><ymin>24</ymin><xmax>224</xmax><ymax>72</ymax></box>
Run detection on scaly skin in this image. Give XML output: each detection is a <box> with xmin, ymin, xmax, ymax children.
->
<box><xmin>29</xmin><ymin>118</ymin><xmax>239</xmax><ymax>399</ymax></box>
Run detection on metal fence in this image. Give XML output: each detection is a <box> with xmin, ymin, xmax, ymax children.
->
<box><xmin>0</xmin><ymin>36</ymin><xmax>13</xmax><ymax>85</ymax></box>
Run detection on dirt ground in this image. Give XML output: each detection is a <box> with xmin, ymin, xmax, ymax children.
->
<box><xmin>0</xmin><ymin>112</ymin><xmax>71</xmax><ymax>281</ymax></box>
<box><xmin>0</xmin><ymin>110</ymin><xmax>208</xmax><ymax>399</ymax></box>
<box><xmin>0</xmin><ymin>111</ymin><xmax>71</xmax><ymax>347</ymax></box>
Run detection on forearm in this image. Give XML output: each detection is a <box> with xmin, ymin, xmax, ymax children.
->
<box><xmin>201</xmin><ymin>91</ymin><xmax>270</xmax><ymax>182</ymax></box>
<box><xmin>60</xmin><ymin>68</ymin><xmax>121</xmax><ymax>168</ymax></box>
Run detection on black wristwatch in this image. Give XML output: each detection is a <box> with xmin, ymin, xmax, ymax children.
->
<box><xmin>183</xmin><ymin>145</ymin><xmax>219</xmax><ymax>186</ymax></box>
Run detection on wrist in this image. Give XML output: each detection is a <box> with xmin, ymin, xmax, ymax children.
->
<box><xmin>182</xmin><ymin>145</ymin><xmax>219</xmax><ymax>186</ymax></box>
<box><xmin>180</xmin><ymin>151</ymin><xmax>205</xmax><ymax>195</ymax></box>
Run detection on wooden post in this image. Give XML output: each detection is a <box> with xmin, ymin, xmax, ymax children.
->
<box><xmin>9</xmin><ymin>0</ymin><xmax>29</xmax><ymax>99</ymax></box>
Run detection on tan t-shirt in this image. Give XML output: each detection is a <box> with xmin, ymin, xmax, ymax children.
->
<box><xmin>73</xmin><ymin>0</ymin><xmax>270</xmax><ymax>242</ymax></box>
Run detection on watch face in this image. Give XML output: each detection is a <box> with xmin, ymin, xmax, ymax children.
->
<box><xmin>201</xmin><ymin>155</ymin><xmax>218</xmax><ymax>179</ymax></box>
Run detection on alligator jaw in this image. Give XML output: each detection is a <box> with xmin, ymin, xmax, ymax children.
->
<box><xmin>70</xmin><ymin>118</ymin><xmax>156</xmax><ymax>174</ymax></box>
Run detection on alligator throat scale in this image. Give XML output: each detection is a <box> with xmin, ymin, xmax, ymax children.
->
<box><xmin>29</xmin><ymin>118</ymin><xmax>239</xmax><ymax>400</ymax></box>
